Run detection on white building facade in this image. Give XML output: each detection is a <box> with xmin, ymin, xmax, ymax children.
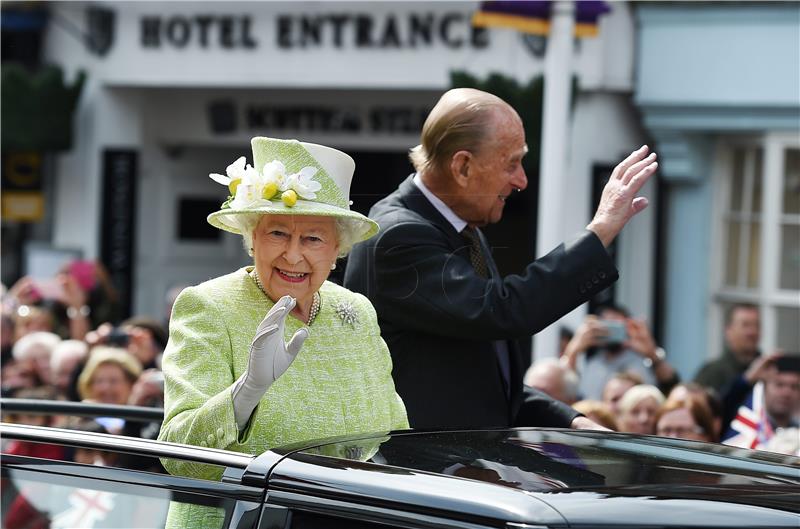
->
<box><xmin>39</xmin><ymin>2</ymin><xmax>652</xmax><ymax>359</ymax></box>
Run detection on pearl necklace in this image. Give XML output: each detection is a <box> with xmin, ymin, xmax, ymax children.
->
<box><xmin>250</xmin><ymin>270</ymin><xmax>320</xmax><ymax>326</ymax></box>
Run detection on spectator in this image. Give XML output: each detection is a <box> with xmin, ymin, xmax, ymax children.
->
<box><xmin>572</xmin><ymin>400</ymin><xmax>618</xmax><ymax>431</ymax></box>
<box><xmin>11</xmin><ymin>331</ymin><xmax>61</xmax><ymax>387</ymax></box>
<box><xmin>1</xmin><ymin>360</ymin><xmax>39</xmax><ymax>397</ymax></box>
<box><xmin>617</xmin><ymin>384</ymin><xmax>664</xmax><ymax>435</ymax></box>
<box><xmin>3</xmin><ymin>387</ymin><xmax>65</xmax><ymax>459</ymax></box>
<box><xmin>667</xmin><ymin>382</ymin><xmax>724</xmax><ymax>440</ymax></box>
<box><xmin>561</xmin><ymin>304</ymin><xmax>678</xmax><ymax>400</ymax></box>
<box><xmin>49</xmin><ymin>340</ymin><xmax>89</xmax><ymax>399</ymax></box>
<box><xmin>723</xmin><ymin>357</ymin><xmax>800</xmax><ymax>452</ymax></box>
<box><xmin>601</xmin><ymin>371</ymin><xmax>643</xmax><ymax>415</ymax></box>
<box><xmin>77</xmin><ymin>346</ymin><xmax>142</xmax><ymax>433</ymax></box>
<box><xmin>77</xmin><ymin>346</ymin><xmax>142</xmax><ymax>405</ymax></box>
<box><xmin>120</xmin><ymin>316</ymin><xmax>167</xmax><ymax>370</ymax></box>
<box><xmin>694</xmin><ymin>303</ymin><xmax>761</xmax><ymax>393</ymax></box>
<box><xmin>523</xmin><ymin>359</ymin><xmax>579</xmax><ymax>404</ymax></box>
<box><xmin>655</xmin><ymin>396</ymin><xmax>716</xmax><ymax>442</ymax></box>
<box><xmin>13</xmin><ymin>305</ymin><xmax>55</xmax><ymax>339</ymax></box>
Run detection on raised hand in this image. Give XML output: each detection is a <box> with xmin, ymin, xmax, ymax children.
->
<box><xmin>232</xmin><ymin>295</ymin><xmax>309</xmax><ymax>429</ymax></box>
<box><xmin>587</xmin><ymin>145</ymin><xmax>658</xmax><ymax>247</ymax></box>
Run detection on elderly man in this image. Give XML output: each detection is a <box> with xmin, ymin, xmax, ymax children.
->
<box><xmin>344</xmin><ymin>88</ymin><xmax>657</xmax><ymax>429</ymax></box>
<box><xmin>523</xmin><ymin>359</ymin><xmax>579</xmax><ymax>405</ymax></box>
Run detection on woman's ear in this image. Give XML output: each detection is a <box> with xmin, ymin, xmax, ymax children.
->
<box><xmin>450</xmin><ymin>150</ymin><xmax>472</xmax><ymax>188</ymax></box>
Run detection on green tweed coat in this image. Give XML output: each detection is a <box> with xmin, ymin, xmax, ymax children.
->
<box><xmin>158</xmin><ymin>267</ymin><xmax>408</xmax><ymax>528</ymax></box>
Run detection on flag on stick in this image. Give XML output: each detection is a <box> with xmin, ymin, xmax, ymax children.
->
<box><xmin>472</xmin><ymin>1</ymin><xmax>610</xmax><ymax>37</ymax></box>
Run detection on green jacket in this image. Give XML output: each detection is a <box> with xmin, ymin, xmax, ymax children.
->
<box><xmin>158</xmin><ymin>267</ymin><xmax>408</xmax><ymax>528</ymax></box>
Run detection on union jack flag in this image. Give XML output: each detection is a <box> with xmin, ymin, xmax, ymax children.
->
<box><xmin>722</xmin><ymin>381</ymin><xmax>775</xmax><ymax>450</ymax></box>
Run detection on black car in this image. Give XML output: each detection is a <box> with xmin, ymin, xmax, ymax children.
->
<box><xmin>1</xmin><ymin>399</ymin><xmax>799</xmax><ymax>529</ymax></box>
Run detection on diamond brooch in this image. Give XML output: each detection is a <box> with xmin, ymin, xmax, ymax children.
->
<box><xmin>334</xmin><ymin>300</ymin><xmax>358</xmax><ymax>327</ymax></box>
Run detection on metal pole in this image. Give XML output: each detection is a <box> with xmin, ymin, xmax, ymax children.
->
<box><xmin>533</xmin><ymin>0</ymin><xmax>575</xmax><ymax>362</ymax></box>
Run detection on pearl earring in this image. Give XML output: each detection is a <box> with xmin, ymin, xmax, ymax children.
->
<box><xmin>330</xmin><ymin>262</ymin><xmax>337</xmax><ymax>270</ymax></box>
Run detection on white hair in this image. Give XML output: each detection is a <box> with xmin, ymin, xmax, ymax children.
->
<box><xmin>12</xmin><ymin>331</ymin><xmax>61</xmax><ymax>361</ymax></box>
<box><xmin>50</xmin><ymin>339</ymin><xmax>89</xmax><ymax>374</ymax></box>
<box><xmin>235</xmin><ymin>213</ymin><xmax>359</xmax><ymax>259</ymax></box>
<box><xmin>618</xmin><ymin>384</ymin><xmax>665</xmax><ymax>415</ymax></box>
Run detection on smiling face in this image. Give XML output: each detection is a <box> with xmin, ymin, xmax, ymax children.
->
<box><xmin>620</xmin><ymin>396</ymin><xmax>660</xmax><ymax>435</ymax></box>
<box><xmin>89</xmin><ymin>363</ymin><xmax>133</xmax><ymax>405</ymax></box>
<box><xmin>458</xmin><ymin>107</ymin><xmax>528</xmax><ymax>226</ymax></box>
<box><xmin>252</xmin><ymin>215</ymin><xmax>339</xmax><ymax>311</ymax></box>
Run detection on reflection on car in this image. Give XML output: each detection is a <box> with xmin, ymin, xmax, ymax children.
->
<box><xmin>2</xmin><ymin>399</ymin><xmax>799</xmax><ymax>529</ymax></box>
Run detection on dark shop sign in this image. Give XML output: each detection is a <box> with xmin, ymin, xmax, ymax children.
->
<box><xmin>140</xmin><ymin>12</ymin><xmax>489</xmax><ymax>50</ymax></box>
<box><xmin>208</xmin><ymin>100</ymin><xmax>431</xmax><ymax>136</ymax></box>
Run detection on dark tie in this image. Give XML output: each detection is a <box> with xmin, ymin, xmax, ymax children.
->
<box><xmin>462</xmin><ymin>227</ymin><xmax>489</xmax><ymax>278</ymax></box>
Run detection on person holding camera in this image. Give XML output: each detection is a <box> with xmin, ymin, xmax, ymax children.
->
<box><xmin>560</xmin><ymin>304</ymin><xmax>678</xmax><ymax>400</ymax></box>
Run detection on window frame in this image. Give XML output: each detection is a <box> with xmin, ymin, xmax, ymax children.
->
<box><xmin>710</xmin><ymin>132</ymin><xmax>800</xmax><ymax>358</ymax></box>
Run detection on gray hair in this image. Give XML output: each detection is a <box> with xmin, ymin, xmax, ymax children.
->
<box><xmin>234</xmin><ymin>214</ymin><xmax>358</xmax><ymax>259</ymax></box>
<box><xmin>50</xmin><ymin>339</ymin><xmax>89</xmax><ymax>375</ymax></box>
<box><xmin>409</xmin><ymin>88</ymin><xmax>512</xmax><ymax>176</ymax></box>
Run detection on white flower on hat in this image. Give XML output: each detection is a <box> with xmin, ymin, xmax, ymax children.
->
<box><xmin>285</xmin><ymin>167</ymin><xmax>322</xmax><ymax>200</ymax></box>
<box><xmin>210</xmin><ymin>155</ymin><xmax>322</xmax><ymax>209</ymax></box>
<box><xmin>229</xmin><ymin>184</ymin><xmax>261</xmax><ymax>209</ymax></box>
<box><xmin>209</xmin><ymin>156</ymin><xmax>258</xmax><ymax>188</ymax></box>
<box><xmin>261</xmin><ymin>160</ymin><xmax>288</xmax><ymax>190</ymax></box>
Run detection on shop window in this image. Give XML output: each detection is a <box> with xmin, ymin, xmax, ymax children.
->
<box><xmin>714</xmin><ymin>137</ymin><xmax>800</xmax><ymax>354</ymax></box>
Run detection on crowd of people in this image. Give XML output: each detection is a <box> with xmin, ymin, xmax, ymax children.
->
<box><xmin>524</xmin><ymin>303</ymin><xmax>800</xmax><ymax>454</ymax></box>
<box><xmin>1</xmin><ymin>260</ymin><xmax>171</xmax><ymax>462</ymax></box>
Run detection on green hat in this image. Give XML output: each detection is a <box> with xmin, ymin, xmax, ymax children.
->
<box><xmin>207</xmin><ymin>137</ymin><xmax>378</xmax><ymax>242</ymax></box>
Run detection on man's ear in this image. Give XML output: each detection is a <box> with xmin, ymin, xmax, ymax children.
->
<box><xmin>450</xmin><ymin>150</ymin><xmax>472</xmax><ymax>188</ymax></box>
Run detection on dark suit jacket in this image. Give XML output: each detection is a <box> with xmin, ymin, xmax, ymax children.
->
<box><xmin>344</xmin><ymin>176</ymin><xmax>618</xmax><ymax>429</ymax></box>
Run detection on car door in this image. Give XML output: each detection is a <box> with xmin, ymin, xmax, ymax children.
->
<box><xmin>1</xmin><ymin>422</ymin><xmax>266</xmax><ymax>529</ymax></box>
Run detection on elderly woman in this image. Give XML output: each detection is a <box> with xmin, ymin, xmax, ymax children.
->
<box><xmin>158</xmin><ymin>138</ymin><xmax>407</xmax><ymax>504</ymax></box>
<box><xmin>77</xmin><ymin>346</ymin><xmax>142</xmax><ymax>405</ymax></box>
<box><xmin>617</xmin><ymin>384</ymin><xmax>665</xmax><ymax>435</ymax></box>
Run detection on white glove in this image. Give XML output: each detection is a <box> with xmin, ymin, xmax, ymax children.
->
<box><xmin>232</xmin><ymin>295</ymin><xmax>309</xmax><ymax>430</ymax></box>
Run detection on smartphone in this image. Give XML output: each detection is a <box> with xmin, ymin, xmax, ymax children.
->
<box><xmin>106</xmin><ymin>327</ymin><xmax>130</xmax><ymax>347</ymax></box>
<box><xmin>33</xmin><ymin>279</ymin><xmax>65</xmax><ymax>301</ymax></box>
<box><xmin>598</xmin><ymin>320</ymin><xmax>628</xmax><ymax>346</ymax></box>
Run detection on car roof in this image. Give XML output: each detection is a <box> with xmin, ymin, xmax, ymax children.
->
<box><xmin>265</xmin><ymin>428</ymin><xmax>800</xmax><ymax>526</ymax></box>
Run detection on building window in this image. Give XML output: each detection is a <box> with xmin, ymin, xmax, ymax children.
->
<box><xmin>714</xmin><ymin>136</ymin><xmax>800</xmax><ymax>355</ymax></box>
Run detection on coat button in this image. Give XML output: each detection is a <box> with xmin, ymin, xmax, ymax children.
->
<box><xmin>579</xmin><ymin>286</ymin><xmax>586</xmax><ymax>294</ymax></box>
<box><xmin>585</xmin><ymin>281</ymin><xmax>593</xmax><ymax>290</ymax></box>
<box><xmin>599</xmin><ymin>271</ymin><xmax>607</xmax><ymax>279</ymax></box>
<box><xmin>592</xmin><ymin>276</ymin><xmax>600</xmax><ymax>284</ymax></box>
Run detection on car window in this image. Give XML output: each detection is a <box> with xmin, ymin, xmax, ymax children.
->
<box><xmin>1</xmin><ymin>465</ymin><xmax>246</xmax><ymax>529</ymax></box>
